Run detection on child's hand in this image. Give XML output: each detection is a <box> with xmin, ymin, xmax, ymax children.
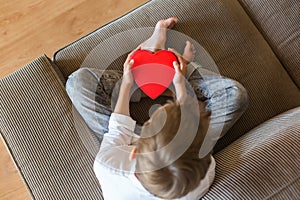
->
<box><xmin>168</xmin><ymin>48</ymin><xmax>188</xmax><ymax>103</ymax></box>
<box><xmin>122</xmin><ymin>51</ymin><xmax>135</xmax><ymax>87</ymax></box>
<box><xmin>168</xmin><ymin>48</ymin><xmax>187</xmax><ymax>85</ymax></box>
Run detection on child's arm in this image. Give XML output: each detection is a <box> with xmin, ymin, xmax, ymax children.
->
<box><xmin>173</xmin><ymin>68</ymin><xmax>187</xmax><ymax>103</ymax></box>
<box><xmin>170</xmin><ymin>49</ymin><xmax>188</xmax><ymax>103</ymax></box>
<box><xmin>113</xmin><ymin>53</ymin><xmax>135</xmax><ymax>116</ymax></box>
<box><xmin>99</xmin><ymin>52</ymin><xmax>137</xmax><ymax>150</ymax></box>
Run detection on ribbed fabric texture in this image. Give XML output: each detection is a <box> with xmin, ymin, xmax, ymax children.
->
<box><xmin>203</xmin><ymin>106</ymin><xmax>300</xmax><ymax>199</ymax></box>
<box><xmin>53</xmin><ymin>0</ymin><xmax>300</xmax><ymax>151</ymax></box>
<box><xmin>1</xmin><ymin>0</ymin><xmax>300</xmax><ymax>200</ymax></box>
<box><xmin>238</xmin><ymin>0</ymin><xmax>300</xmax><ymax>88</ymax></box>
<box><xmin>0</xmin><ymin>55</ymin><xmax>103</xmax><ymax>200</ymax></box>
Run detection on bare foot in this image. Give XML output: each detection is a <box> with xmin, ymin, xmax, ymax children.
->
<box><xmin>138</xmin><ymin>17</ymin><xmax>179</xmax><ymax>51</ymax></box>
<box><xmin>155</xmin><ymin>17</ymin><xmax>179</xmax><ymax>29</ymax></box>
<box><xmin>182</xmin><ymin>41</ymin><xmax>196</xmax><ymax>64</ymax></box>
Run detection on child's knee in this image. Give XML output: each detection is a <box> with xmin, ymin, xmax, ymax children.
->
<box><xmin>69</xmin><ymin>68</ymin><xmax>96</xmax><ymax>84</ymax></box>
<box><xmin>227</xmin><ymin>80</ymin><xmax>249</xmax><ymax>113</ymax></box>
<box><xmin>66</xmin><ymin>68</ymin><xmax>98</xmax><ymax>101</ymax></box>
<box><xmin>205</xmin><ymin>77</ymin><xmax>249</xmax><ymax>114</ymax></box>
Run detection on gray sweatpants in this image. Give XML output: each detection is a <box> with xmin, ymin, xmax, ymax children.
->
<box><xmin>66</xmin><ymin>63</ymin><xmax>249</xmax><ymax>157</ymax></box>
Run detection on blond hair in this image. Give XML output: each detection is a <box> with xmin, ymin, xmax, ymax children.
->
<box><xmin>135</xmin><ymin>100</ymin><xmax>211</xmax><ymax>199</ymax></box>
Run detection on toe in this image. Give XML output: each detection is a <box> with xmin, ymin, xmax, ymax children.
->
<box><xmin>186</xmin><ymin>40</ymin><xmax>191</xmax><ymax>47</ymax></box>
<box><xmin>160</xmin><ymin>17</ymin><xmax>179</xmax><ymax>28</ymax></box>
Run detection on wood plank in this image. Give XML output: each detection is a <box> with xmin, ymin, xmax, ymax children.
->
<box><xmin>0</xmin><ymin>0</ymin><xmax>86</xmax><ymax>47</ymax></box>
<box><xmin>0</xmin><ymin>139</ymin><xmax>31</xmax><ymax>200</ymax></box>
<box><xmin>0</xmin><ymin>0</ymin><xmax>147</xmax><ymax>78</ymax></box>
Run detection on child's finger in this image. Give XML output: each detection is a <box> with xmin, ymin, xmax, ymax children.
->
<box><xmin>177</xmin><ymin>55</ymin><xmax>184</xmax><ymax>67</ymax></box>
<box><xmin>134</xmin><ymin>45</ymin><xmax>142</xmax><ymax>51</ymax></box>
<box><xmin>169</xmin><ymin>48</ymin><xmax>186</xmax><ymax>69</ymax></box>
<box><xmin>176</xmin><ymin>55</ymin><xmax>186</xmax><ymax>73</ymax></box>
<box><xmin>125</xmin><ymin>50</ymin><xmax>137</xmax><ymax>63</ymax></box>
<box><xmin>125</xmin><ymin>53</ymin><xmax>132</xmax><ymax>63</ymax></box>
<box><xmin>128</xmin><ymin>59</ymin><xmax>134</xmax><ymax>67</ymax></box>
<box><xmin>173</xmin><ymin>61</ymin><xmax>180</xmax><ymax>72</ymax></box>
<box><xmin>168</xmin><ymin>48</ymin><xmax>181</xmax><ymax>58</ymax></box>
<box><xmin>124</xmin><ymin>60</ymin><xmax>134</xmax><ymax>73</ymax></box>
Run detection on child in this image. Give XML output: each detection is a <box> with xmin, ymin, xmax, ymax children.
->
<box><xmin>66</xmin><ymin>17</ymin><xmax>248</xmax><ymax>199</ymax></box>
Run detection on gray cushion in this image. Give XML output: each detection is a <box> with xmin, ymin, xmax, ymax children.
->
<box><xmin>204</xmin><ymin>106</ymin><xmax>300</xmax><ymax>199</ymax></box>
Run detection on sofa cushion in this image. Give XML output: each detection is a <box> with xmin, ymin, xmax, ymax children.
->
<box><xmin>53</xmin><ymin>0</ymin><xmax>300</xmax><ymax>151</ymax></box>
<box><xmin>238</xmin><ymin>0</ymin><xmax>300</xmax><ymax>88</ymax></box>
<box><xmin>0</xmin><ymin>55</ymin><xmax>103</xmax><ymax>200</ymax></box>
<box><xmin>203</xmin><ymin>106</ymin><xmax>300</xmax><ymax>199</ymax></box>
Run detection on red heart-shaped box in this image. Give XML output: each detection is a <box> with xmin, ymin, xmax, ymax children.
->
<box><xmin>130</xmin><ymin>50</ymin><xmax>177</xmax><ymax>99</ymax></box>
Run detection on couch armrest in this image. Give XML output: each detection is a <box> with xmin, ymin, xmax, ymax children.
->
<box><xmin>204</xmin><ymin>107</ymin><xmax>300</xmax><ymax>199</ymax></box>
<box><xmin>0</xmin><ymin>55</ymin><xmax>103</xmax><ymax>200</ymax></box>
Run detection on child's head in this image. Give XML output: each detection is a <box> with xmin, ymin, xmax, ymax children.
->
<box><xmin>134</xmin><ymin>99</ymin><xmax>211</xmax><ymax>199</ymax></box>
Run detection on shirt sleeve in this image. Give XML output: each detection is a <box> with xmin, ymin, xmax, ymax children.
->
<box><xmin>95</xmin><ymin>113</ymin><xmax>137</xmax><ymax>174</ymax></box>
<box><xmin>108</xmin><ymin>113</ymin><xmax>136</xmax><ymax>135</ymax></box>
<box><xmin>100</xmin><ymin>113</ymin><xmax>137</xmax><ymax>149</ymax></box>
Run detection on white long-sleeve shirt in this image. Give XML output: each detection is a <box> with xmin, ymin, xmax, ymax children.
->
<box><xmin>94</xmin><ymin>113</ymin><xmax>215</xmax><ymax>200</ymax></box>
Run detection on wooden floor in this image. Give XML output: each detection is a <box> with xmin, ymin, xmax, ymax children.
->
<box><xmin>0</xmin><ymin>0</ymin><xmax>147</xmax><ymax>199</ymax></box>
